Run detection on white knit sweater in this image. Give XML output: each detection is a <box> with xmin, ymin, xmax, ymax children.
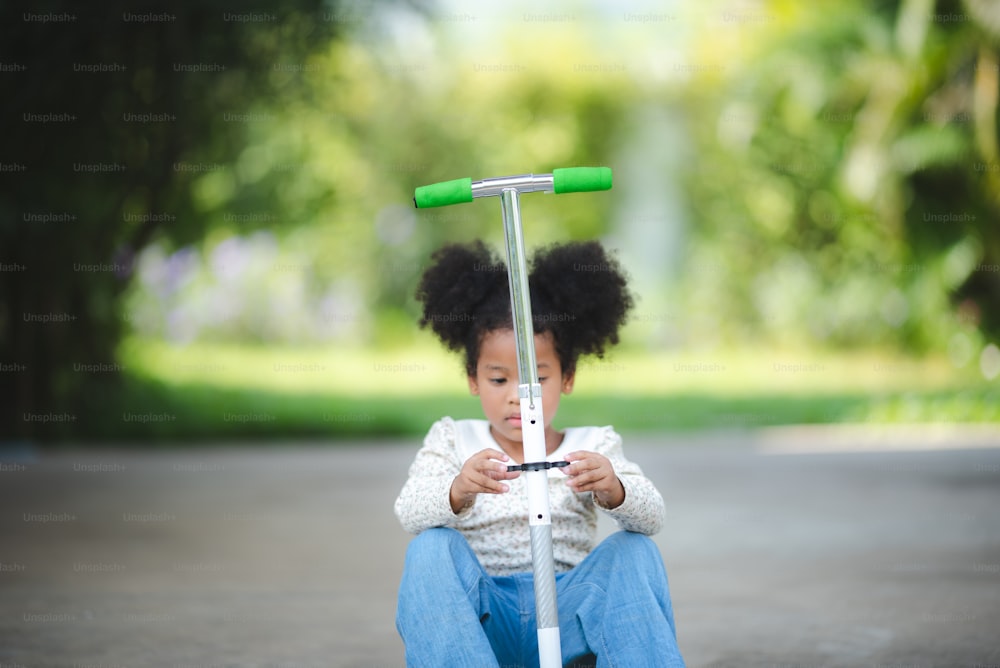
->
<box><xmin>394</xmin><ymin>417</ymin><xmax>665</xmax><ymax>576</ymax></box>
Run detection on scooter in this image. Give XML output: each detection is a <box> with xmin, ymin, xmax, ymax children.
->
<box><xmin>414</xmin><ymin>167</ymin><xmax>613</xmax><ymax>668</ymax></box>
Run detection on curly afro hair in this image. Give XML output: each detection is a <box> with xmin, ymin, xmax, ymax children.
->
<box><xmin>415</xmin><ymin>239</ymin><xmax>633</xmax><ymax>376</ymax></box>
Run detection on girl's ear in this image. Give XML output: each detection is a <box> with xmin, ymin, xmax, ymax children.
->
<box><xmin>561</xmin><ymin>371</ymin><xmax>575</xmax><ymax>395</ymax></box>
<box><xmin>468</xmin><ymin>374</ymin><xmax>480</xmax><ymax>396</ymax></box>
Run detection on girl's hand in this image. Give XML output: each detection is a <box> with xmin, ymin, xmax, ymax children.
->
<box><xmin>563</xmin><ymin>451</ymin><xmax>625</xmax><ymax>509</ymax></box>
<box><xmin>450</xmin><ymin>449</ymin><xmax>520</xmax><ymax>514</ymax></box>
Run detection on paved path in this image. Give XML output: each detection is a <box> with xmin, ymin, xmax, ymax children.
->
<box><xmin>1</xmin><ymin>426</ymin><xmax>999</xmax><ymax>667</ymax></box>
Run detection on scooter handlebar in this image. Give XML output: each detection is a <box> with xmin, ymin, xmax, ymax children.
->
<box><xmin>413</xmin><ymin>167</ymin><xmax>612</xmax><ymax>208</ymax></box>
<box><xmin>413</xmin><ymin>177</ymin><xmax>473</xmax><ymax>209</ymax></box>
<box><xmin>552</xmin><ymin>166</ymin><xmax>612</xmax><ymax>194</ymax></box>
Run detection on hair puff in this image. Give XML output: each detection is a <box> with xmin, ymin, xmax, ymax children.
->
<box><xmin>528</xmin><ymin>241</ymin><xmax>633</xmax><ymax>374</ymax></box>
<box><xmin>416</xmin><ymin>239</ymin><xmax>633</xmax><ymax>376</ymax></box>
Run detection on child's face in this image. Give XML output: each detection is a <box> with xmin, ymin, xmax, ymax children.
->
<box><xmin>467</xmin><ymin>328</ymin><xmax>574</xmax><ymax>456</ymax></box>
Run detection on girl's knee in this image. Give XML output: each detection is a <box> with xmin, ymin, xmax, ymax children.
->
<box><xmin>599</xmin><ymin>532</ymin><xmax>665</xmax><ymax>570</ymax></box>
<box><xmin>404</xmin><ymin>527</ymin><xmax>471</xmax><ymax>569</ymax></box>
<box><xmin>604</xmin><ymin>530</ymin><xmax>657</xmax><ymax>553</ymax></box>
<box><xmin>410</xmin><ymin>526</ymin><xmax>463</xmax><ymax>549</ymax></box>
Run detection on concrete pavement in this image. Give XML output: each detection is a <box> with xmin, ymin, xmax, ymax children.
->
<box><xmin>1</xmin><ymin>425</ymin><xmax>998</xmax><ymax>667</ymax></box>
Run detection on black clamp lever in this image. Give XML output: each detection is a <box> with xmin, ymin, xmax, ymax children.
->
<box><xmin>507</xmin><ymin>460</ymin><xmax>570</xmax><ymax>472</ymax></box>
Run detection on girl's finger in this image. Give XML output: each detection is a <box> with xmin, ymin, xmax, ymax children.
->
<box><xmin>568</xmin><ymin>460</ymin><xmax>599</xmax><ymax>478</ymax></box>
<box><xmin>475</xmin><ymin>471</ymin><xmax>509</xmax><ymax>494</ymax></box>
<box><xmin>569</xmin><ymin>465</ymin><xmax>613</xmax><ymax>491</ymax></box>
<box><xmin>568</xmin><ymin>471</ymin><xmax>598</xmax><ymax>490</ymax></box>
<box><xmin>484</xmin><ymin>462</ymin><xmax>521</xmax><ymax>482</ymax></box>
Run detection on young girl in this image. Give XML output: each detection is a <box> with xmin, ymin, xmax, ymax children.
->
<box><xmin>394</xmin><ymin>240</ymin><xmax>685</xmax><ymax>667</ymax></box>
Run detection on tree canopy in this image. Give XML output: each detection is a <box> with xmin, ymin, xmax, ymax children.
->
<box><xmin>3</xmin><ymin>0</ymin><xmax>998</xmax><ymax>440</ymax></box>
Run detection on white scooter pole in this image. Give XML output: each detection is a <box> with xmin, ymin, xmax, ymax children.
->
<box><xmin>414</xmin><ymin>167</ymin><xmax>613</xmax><ymax>668</ymax></box>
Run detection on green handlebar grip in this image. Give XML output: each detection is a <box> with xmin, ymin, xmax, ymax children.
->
<box><xmin>552</xmin><ymin>167</ymin><xmax>612</xmax><ymax>194</ymax></box>
<box><xmin>413</xmin><ymin>177</ymin><xmax>473</xmax><ymax>208</ymax></box>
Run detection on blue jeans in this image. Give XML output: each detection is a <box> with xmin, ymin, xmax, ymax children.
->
<box><xmin>396</xmin><ymin>528</ymin><xmax>685</xmax><ymax>667</ymax></box>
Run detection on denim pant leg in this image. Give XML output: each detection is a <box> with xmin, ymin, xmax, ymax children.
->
<box><xmin>556</xmin><ymin>531</ymin><xmax>685</xmax><ymax>668</ymax></box>
<box><xmin>396</xmin><ymin>528</ymin><xmax>501</xmax><ymax>668</ymax></box>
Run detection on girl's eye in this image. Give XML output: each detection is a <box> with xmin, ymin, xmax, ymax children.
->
<box><xmin>490</xmin><ymin>378</ymin><xmax>506</xmax><ymax>385</ymax></box>
<box><xmin>538</xmin><ymin>376</ymin><xmax>548</xmax><ymax>383</ymax></box>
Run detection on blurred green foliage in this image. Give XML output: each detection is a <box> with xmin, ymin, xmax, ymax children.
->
<box><xmin>1</xmin><ymin>0</ymin><xmax>417</xmax><ymax>438</ymax></box>
<box><xmin>125</xmin><ymin>0</ymin><xmax>1000</xmax><ymax>354</ymax></box>
<box><xmin>4</xmin><ymin>0</ymin><xmax>999</xmax><ymax>440</ymax></box>
<box><xmin>676</xmin><ymin>0</ymin><xmax>1000</xmax><ymax>355</ymax></box>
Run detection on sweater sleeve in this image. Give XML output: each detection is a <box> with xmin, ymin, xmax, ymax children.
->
<box><xmin>592</xmin><ymin>427</ymin><xmax>665</xmax><ymax>535</ymax></box>
<box><xmin>394</xmin><ymin>418</ymin><xmax>469</xmax><ymax>534</ymax></box>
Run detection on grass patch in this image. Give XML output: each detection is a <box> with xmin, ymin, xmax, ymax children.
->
<box><xmin>78</xmin><ymin>377</ymin><xmax>1000</xmax><ymax>444</ymax></box>
<box><xmin>120</xmin><ymin>337</ymin><xmax>977</xmax><ymax>398</ymax></box>
<box><xmin>54</xmin><ymin>338</ymin><xmax>998</xmax><ymax>444</ymax></box>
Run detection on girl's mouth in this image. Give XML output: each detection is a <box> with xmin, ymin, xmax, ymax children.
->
<box><xmin>507</xmin><ymin>415</ymin><xmax>522</xmax><ymax>427</ymax></box>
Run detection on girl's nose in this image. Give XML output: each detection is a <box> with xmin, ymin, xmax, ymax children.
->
<box><xmin>507</xmin><ymin>381</ymin><xmax>521</xmax><ymax>403</ymax></box>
